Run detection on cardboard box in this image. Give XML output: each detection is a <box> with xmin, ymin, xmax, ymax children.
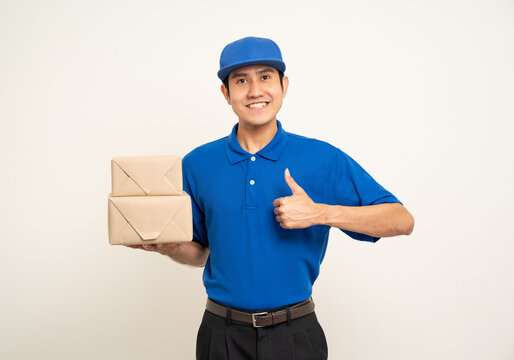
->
<box><xmin>111</xmin><ymin>155</ymin><xmax>182</xmax><ymax>196</ymax></box>
<box><xmin>108</xmin><ymin>192</ymin><xmax>193</xmax><ymax>245</ymax></box>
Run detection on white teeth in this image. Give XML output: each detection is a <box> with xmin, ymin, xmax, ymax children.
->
<box><xmin>248</xmin><ymin>102</ymin><xmax>268</xmax><ymax>109</ymax></box>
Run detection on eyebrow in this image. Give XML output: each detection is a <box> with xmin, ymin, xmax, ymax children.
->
<box><xmin>230</xmin><ymin>67</ymin><xmax>276</xmax><ymax>79</ymax></box>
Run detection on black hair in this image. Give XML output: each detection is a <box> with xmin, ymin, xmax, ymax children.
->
<box><xmin>223</xmin><ymin>70</ymin><xmax>284</xmax><ymax>96</ymax></box>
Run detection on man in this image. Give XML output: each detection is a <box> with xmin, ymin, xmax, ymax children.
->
<box><xmin>128</xmin><ymin>36</ymin><xmax>414</xmax><ymax>359</ymax></box>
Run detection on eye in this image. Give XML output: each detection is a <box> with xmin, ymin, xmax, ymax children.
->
<box><xmin>262</xmin><ymin>75</ymin><xmax>270</xmax><ymax>80</ymax></box>
<box><xmin>236</xmin><ymin>78</ymin><xmax>246</xmax><ymax>84</ymax></box>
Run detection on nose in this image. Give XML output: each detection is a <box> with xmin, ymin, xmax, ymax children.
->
<box><xmin>247</xmin><ymin>79</ymin><xmax>264</xmax><ymax>98</ymax></box>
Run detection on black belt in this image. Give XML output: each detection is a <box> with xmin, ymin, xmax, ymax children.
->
<box><xmin>205</xmin><ymin>297</ymin><xmax>315</xmax><ymax>328</ymax></box>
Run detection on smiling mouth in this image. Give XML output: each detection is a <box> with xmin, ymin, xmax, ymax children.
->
<box><xmin>246</xmin><ymin>102</ymin><xmax>269</xmax><ymax>109</ymax></box>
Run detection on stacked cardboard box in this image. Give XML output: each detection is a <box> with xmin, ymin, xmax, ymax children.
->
<box><xmin>107</xmin><ymin>155</ymin><xmax>193</xmax><ymax>245</ymax></box>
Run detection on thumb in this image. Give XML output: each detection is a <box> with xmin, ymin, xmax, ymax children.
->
<box><xmin>284</xmin><ymin>168</ymin><xmax>305</xmax><ymax>195</ymax></box>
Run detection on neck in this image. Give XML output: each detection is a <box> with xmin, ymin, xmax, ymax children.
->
<box><xmin>236</xmin><ymin>119</ymin><xmax>278</xmax><ymax>154</ymax></box>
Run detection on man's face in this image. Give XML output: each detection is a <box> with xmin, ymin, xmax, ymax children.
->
<box><xmin>221</xmin><ymin>64</ymin><xmax>289</xmax><ymax>127</ymax></box>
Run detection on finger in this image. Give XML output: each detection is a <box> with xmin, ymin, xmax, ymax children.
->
<box><xmin>284</xmin><ymin>168</ymin><xmax>305</xmax><ymax>195</ymax></box>
<box><xmin>279</xmin><ymin>221</ymin><xmax>288</xmax><ymax>229</ymax></box>
<box><xmin>159</xmin><ymin>242</ymin><xmax>178</xmax><ymax>249</ymax></box>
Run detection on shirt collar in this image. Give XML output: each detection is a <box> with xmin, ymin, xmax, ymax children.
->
<box><xmin>225</xmin><ymin>119</ymin><xmax>288</xmax><ymax>165</ymax></box>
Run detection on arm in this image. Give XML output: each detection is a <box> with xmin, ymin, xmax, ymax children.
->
<box><xmin>126</xmin><ymin>241</ymin><xmax>210</xmax><ymax>267</ymax></box>
<box><xmin>315</xmin><ymin>202</ymin><xmax>414</xmax><ymax>238</ymax></box>
<box><xmin>274</xmin><ymin>169</ymin><xmax>414</xmax><ymax>237</ymax></box>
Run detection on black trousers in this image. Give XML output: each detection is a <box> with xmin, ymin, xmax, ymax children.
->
<box><xmin>196</xmin><ymin>300</ymin><xmax>328</xmax><ymax>360</ymax></box>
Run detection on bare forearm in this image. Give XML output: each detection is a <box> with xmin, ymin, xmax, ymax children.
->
<box><xmin>316</xmin><ymin>202</ymin><xmax>414</xmax><ymax>238</ymax></box>
<box><xmin>165</xmin><ymin>241</ymin><xmax>209</xmax><ymax>267</ymax></box>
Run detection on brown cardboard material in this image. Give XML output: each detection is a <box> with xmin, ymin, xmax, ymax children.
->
<box><xmin>111</xmin><ymin>155</ymin><xmax>182</xmax><ymax>196</ymax></box>
<box><xmin>108</xmin><ymin>192</ymin><xmax>193</xmax><ymax>245</ymax></box>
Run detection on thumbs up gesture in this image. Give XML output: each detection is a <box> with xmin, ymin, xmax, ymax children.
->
<box><xmin>273</xmin><ymin>168</ymin><xmax>324</xmax><ymax>229</ymax></box>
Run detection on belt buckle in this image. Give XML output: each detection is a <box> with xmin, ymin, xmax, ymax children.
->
<box><xmin>251</xmin><ymin>312</ymin><xmax>268</xmax><ymax>328</ymax></box>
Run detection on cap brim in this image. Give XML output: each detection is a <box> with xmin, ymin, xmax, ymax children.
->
<box><xmin>218</xmin><ymin>59</ymin><xmax>286</xmax><ymax>82</ymax></box>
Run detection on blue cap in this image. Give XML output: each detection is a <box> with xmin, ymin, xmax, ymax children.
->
<box><xmin>218</xmin><ymin>36</ymin><xmax>286</xmax><ymax>82</ymax></box>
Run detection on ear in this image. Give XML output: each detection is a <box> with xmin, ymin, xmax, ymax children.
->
<box><xmin>281</xmin><ymin>75</ymin><xmax>289</xmax><ymax>100</ymax></box>
<box><xmin>220</xmin><ymin>83</ymin><xmax>231</xmax><ymax>105</ymax></box>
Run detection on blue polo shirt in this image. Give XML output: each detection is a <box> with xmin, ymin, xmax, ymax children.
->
<box><xmin>182</xmin><ymin>119</ymin><xmax>401</xmax><ymax>310</ymax></box>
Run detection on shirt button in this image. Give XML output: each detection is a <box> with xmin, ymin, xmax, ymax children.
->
<box><xmin>250</xmin><ymin>180</ymin><xmax>255</xmax><ymax>185</ymax></box>
<box><xmin>250</xmin><ymin>156</ymin><xmax>256</xmax><ymax>161</ymax></box>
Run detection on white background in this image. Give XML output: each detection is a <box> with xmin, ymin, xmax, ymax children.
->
<box><xmin>1</xmin><ymin>0</ymin><xmax>513</xmax><ymax>359</ymax></box>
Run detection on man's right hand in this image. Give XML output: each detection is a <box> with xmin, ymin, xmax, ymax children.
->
<box><xmin>124</xmin><ymin>241</ymin><xmax>209</xmax><ymax>267</ymax></box>
<box><xmin>126</xmin><ymin>243</ymin><xmax>180</xmax><ymax>256</ymax></box>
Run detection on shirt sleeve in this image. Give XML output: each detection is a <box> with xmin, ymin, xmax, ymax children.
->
<box><xmin>332</xmin><ymin>148</ymin><xmax>402</xmax><ymax>243</ymax></box>
<box><xmin>182</xmin><ymin>157</ymin><xmax>209</xmax><ymax>247</ymax></box>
